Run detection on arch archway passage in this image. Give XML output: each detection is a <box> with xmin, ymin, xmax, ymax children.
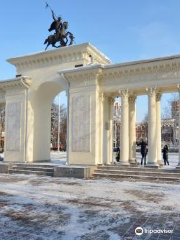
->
<box><xmin>60</xmin><ymin>50</ymin><xmax>180</xmax><ymax>167</ymax></box>
<box><xmin>5</xmin><ymin>43</ymin><xmax>180</xmax><ymax>167</ymax></box>
<box><xmin>3</xmin><ymin>43</ymin><xmax>109</xmax><ymax>163</ymax></box>
<box><xmin>28</xmin><ymin>81</ymin><xmax>66</xmax><ymax>162</ymax></box>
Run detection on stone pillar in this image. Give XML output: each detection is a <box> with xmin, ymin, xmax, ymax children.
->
<box><xmin>156</xmin><ymin>92</ymin><xmax>163</xmax><ymax>165</ymax></box>
<box><xmin>146</xmin><ymin>87</ymin><xmax>158</xmax><ymax>167</ymax></box>
<box><xmin>4</xmin><ymin>89</ymin><xmax>27</xmax><ymax>162</ymax></box>
<box><xmin>0</xmin><ymin>105</ymin><xmax>2</xmax><ymax>152</ymax></box>
<box><xmin>177</xmin><ymin>85</ymin><xmax>180</xmax><ymax>166</ymax></box>
<box><xmin>129</xmin><ymin>95</ymin><xmax>137</xmax><ymax>164</ymax></box>
<box><xmin>109</xmin><ymin>97</ymin><xmax>115</xmax><ymax>164</ymax></box>
<box><xmin>66</xmin><ymin>90</ymin><xmax>70</xmax><ymax>165</ymax></box>
<box><xmin>101</xmin><ymin>93</ymin><xmax>109</xmax><ymax>165</ymax></box>
<box><xmin>114</xmin><ymin>120</ymin><xmax>117</xmax><ymax>148</ymax></box>
<box><xmin>119</xmin><ymin>89</ymin><xmax>129</xmax><ymax>165</ymax></box>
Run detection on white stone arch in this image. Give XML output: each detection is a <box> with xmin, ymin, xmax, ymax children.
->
<box><xmin>2</xmin><ymin>43</ymin><xmax>109</xmax><ymax>163</ymax></box>
<box><xmin>27</xmin><ymin>78</ymin><xmax>67</xmax><ymax>163</ymax></box>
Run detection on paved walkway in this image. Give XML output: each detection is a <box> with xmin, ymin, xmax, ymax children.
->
<box><xmin>0</xmin><ymin>174</ymin><xmax>179</xmax><ymax>239</ymax></box>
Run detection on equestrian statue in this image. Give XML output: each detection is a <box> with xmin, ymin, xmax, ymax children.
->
<box><xmin>44</xmin><ymin>2</ymin><xmax>75</xmax><ymax>50</ymax></box>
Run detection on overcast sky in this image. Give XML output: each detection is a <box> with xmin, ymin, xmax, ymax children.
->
<box><xmin>0</xmin><ymin>0</ymin><xmax>179</xmax><ymax>121</ymax></box>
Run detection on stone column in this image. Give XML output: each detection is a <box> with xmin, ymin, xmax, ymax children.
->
<box><xmin>109</xmin><ymin>97</ymin><xmax>115</xmax><ymax>164</ymax></box>
<box><xmin>146</xmin><ymin>87</ymin><xmax>158</xmax><ymax>167</ymax></box>
<box><xmin>101</xmin><ymin>93</ymin><xmax>109</xmax><ymax>165</ymax></box>
<box><xmin>114</xmin><ymin>120</ymin><xmax>117</xmax><ymax>148</ymax></box>
<box><xmin>66</xmin><ymin>90</ymin><xmax>70</xmax><ymax>165</ymax></box>
<box><xmin>156</xmin><ymin>92</ymin><xmax>163</xmax><ymax>165</ymax></box>
<box><xmin>0</xmin><ymin>105</ymin><xmax>2</xmax><ymax>152</ymax></box>
<box><xmin>177</xmin><ymin>85</ymin><xmax>180</xmax><ymax>166</ymax></box>
<box><xmin>119</xmin><ymin>89</ymin><xmax>129</xmax><ymax>165</ymax></box>
<box><xmin>129</xmin><ymin>95</ymin><xmax>137</xmax><ymax>164</ymax></box>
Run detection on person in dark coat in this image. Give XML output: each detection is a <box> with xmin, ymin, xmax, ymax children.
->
<box><xmin>115</xmin><ymin>147</ymin><xmax>120</xmax><ymax>162</ymax></box>
<box><xmin>137</xmin><ymin>139</ymin><xmax>148</xmax><ymax>165</ymax></box>
<box><xmin>162</xmin><ymin>145</ymin><xmax>169</xmax><ymax>165</ymax></box>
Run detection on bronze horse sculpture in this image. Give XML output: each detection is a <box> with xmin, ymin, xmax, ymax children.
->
<box><xmin>44</xmin><ymin>9</ymin><xmax>75</xmax><ymax>50</ymax></box>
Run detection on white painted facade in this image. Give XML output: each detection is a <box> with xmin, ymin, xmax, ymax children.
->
<box><xmin>1</xmin><ymin>43</ymin><xmax>180</xmax><ymax>167</ymax></box>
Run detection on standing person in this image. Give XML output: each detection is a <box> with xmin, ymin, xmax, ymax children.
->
<box><xmin>137</xmin><ymin>139</ymin><xmax>148</xmax><ymax>165</ymax></box>
<box><xmin>162</xmin><ymin>145</ymin><xmax>169</xmax><ymax>165</ymax></box>
<box><xmin>115</xmin><ymin>147</ymin><xmax>120</xmax><ymax>162</ymax></box>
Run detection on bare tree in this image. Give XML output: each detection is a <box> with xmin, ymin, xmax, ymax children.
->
<box><xmin>51</xmin><ymin>103</ymin><xmax>67</xmax><ymax>150</ymax></box>
<box><xmin>162</xmin><ymin>93</ymin><xmax>178</xmax><ymax>119</ymax></box>
<box><xmin>143</xmin><ymin>113</ymin><xmax>148</xmax><ymax>139</ymax></box>
<box><xmin>0</xmin><ymin>105</ymin><xmax>5</xmax><ymax>152</ymax></box>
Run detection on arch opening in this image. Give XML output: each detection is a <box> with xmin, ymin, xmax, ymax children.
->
<box><xmin>27</xmin><ymin>80</ymin><xmax>67</xmax><ymax>163</ymax></box>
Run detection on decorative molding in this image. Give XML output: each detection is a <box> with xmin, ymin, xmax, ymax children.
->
<box><xmin>63</xmin><ymin>67</ymin><xmax>102</xmax><ymax>89</ymax></box>
<box><xmin>119</xmin><ymin>89</ymin><xmax>129</xmax><ymax>99</ymax></box>
<box><xmin>108</xmin><ymin>97</ymin><xmax>115</xmax><ymax>105</ymax></box>
<box><xmin>99</xmin><ymin>92</ymin><xmax>107</xmax><ymax>102</ymax></box>
<box><xmin>129</xmin><ymin>95</ymin><xmax>137</xmax><ymax>103</ymax></box>
<box><xmin>177</xmin><ymin>84</ymin><xmax>180</xmax><ymax>93</ymax></box>
<box><xmin>7</xmin><ymin>43</ymin><xmax>110</xmax><ymax>72</ymax></box>
<box><xmin>146</xmin><ymin>87</ymin><xmax>157</xmax><ymax>97</ymax></box>
<box><xmin>156</xmin><ymin>92</ymin><xmax>162</xmax><ymax>101</ymax></box>
<box><xmin>99</xmin><ymin>59</ymin><xmax>180</xmax><ymax>89</ymax></box>
<box><xmin>0</xmin><ymin>76</ymin><xmax>31</xmax><ymax>91</ymax></box>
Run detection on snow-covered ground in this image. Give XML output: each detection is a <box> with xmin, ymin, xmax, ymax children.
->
<box><xmin>50</xmin><ymin>151</ymin><xmax>67</xmax><ymax>165</ymax></box>
<box><xmin>135</xmin><ymin>152</ymin><xmax>179</xmax><ymax>169</ymax></box>
<box><xmin>0</xmin><ymin>151</ymin><xmax>179</xmax><ymax>169</ymax></box>
<box><xmin>50</xmin><ymin>151</ymin><xmax>179</xmax><ymax>168</ymax></box>
<box><xmin>0</xmin><ymin>174</ymin><xmax>179</xmax><ymax>239</ymax></box>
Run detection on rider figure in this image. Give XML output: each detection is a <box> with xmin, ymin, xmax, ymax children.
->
<box><xmin>45</xmin><ymin>8</ymin><xmax>74</xmax><ymax>49</ymax></box>
<box><xmin>48</xmin><ymin>10</ymin><xmax>62</xmax><ymax>33</ymax></box>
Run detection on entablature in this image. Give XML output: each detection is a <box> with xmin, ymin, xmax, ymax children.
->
<box><xmin>7</xmin><ymin>43</ymin><xmax>111</xmax><ymax>73</ymax></box>
<box><xmin>0</xmin><ymin>76</ymin><xmax>32</xmax><ymax>91</ymax></box>
<box><xmin>61</xmin><ymin>53</ymin><xmax>180</xmax><ymax>95</ymax></box>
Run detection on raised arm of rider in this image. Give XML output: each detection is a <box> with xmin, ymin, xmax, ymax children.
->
<box><xmin>51</xmin><ymin>10</ymin><xmax>56</xmax><ymax>21</ymax></box>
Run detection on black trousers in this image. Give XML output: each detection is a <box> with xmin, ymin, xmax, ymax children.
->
<box><xmin>164</xmin><ymin>158</ymin><xmax>169</xmax><ymax>165</ymax></box>
<box><xmin>141</xmin><ymin>154</ymin><xmax>146</xmax><ymax>165</ymax></box>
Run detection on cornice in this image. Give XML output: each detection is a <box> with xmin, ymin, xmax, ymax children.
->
<box><xmin>59</xmin><ymin>64</ymin><xmax>103</xmax><ymax>82</ymax></box>
<box><xmin>102</xmin><ymin>60</ymin><xmax>180</xmax><ymax>80</ymax></box>
<box><xmin>99</xmin><ymin>57</ymin><xmax>180</xmax><ymax>90</ymax></box>
<box><xmin>86</xmin><ymin>43</ymin><xmax>111</xmax><ymax>65</ymax></box>
<box><xmin>7</xmin><ymin>43</ymin><xmax>110</xmax><ymax>72</ymax></box>
<box><xmin>0</xmin><ymin>76</ymin><xmax>32</xmax><ymax>91</ymax></box>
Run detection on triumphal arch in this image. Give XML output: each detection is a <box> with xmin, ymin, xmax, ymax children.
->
<box><xmin>1</xmin><ymin>43</ymin><xmax>180</xmax><ymax>167</ymax></box>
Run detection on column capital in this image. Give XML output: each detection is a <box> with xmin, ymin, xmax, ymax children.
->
<box><xmin>129</xmin><ymin>95</ymin><xmax>137</xmax><ymax>103</ymax></box>
<box><xmin>146</xmin><ymin>87</ymin><xmax>157</xmax><ymax>97</ymax></box>
<box><xmin>99</xmin><ymin>92</ymin><xmax>107</xmax><ymax>102</ymax></box>
<box><xmin>156</xmin><ymin>92</ymin><xmax>162</xmax><ymax>101</ymax></box>
<box><xmin>177</xmin><ymin>84</ymin><xmax>180</xmax><ymax>93</ymax></box>
<box><xmin>108</xmin><ymin>97</ymin><xmax>115</xmax><ymax>105</ymax></box>
<box><xmin>119</xmin><ymin>89</ymin><xmax>129</xmax><ymax>99</ymax></box>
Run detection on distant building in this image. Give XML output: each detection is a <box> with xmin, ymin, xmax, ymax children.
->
<box><xmin>113</xmin><ymin>100</ymin><xmax>179</xmax><ymax>147</ymax></box>
<box><xmin>113</xmin><ymin>101</ymin><xmax>121</xmax><ymax>147</ymax></box>
<box><xmin>171</xmin><ymin>100</ymin><xmax>179</xmax><ymax>118</ymax></box>
<box><xmin>136</xmin><ymin>119</ymin><xmax>177</xmax><ymax>144</ymax></box>
<box><xmin>136</xmin><ymin>122</ymin><xmax>148</xmax><ymax>141</ymax></box>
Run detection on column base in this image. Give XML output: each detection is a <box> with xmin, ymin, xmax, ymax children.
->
<box><xmin>129</xmin><ymin>159</ymin><xmax>136</xmax><ymax>163</ymax></box>
<box><xmin>145</xmin><ymin>163</ymin><xmax>159</xmax><ymax>168</ymax></box>
<box><xmin>129</xmin><ymin>159</ymin><xmax>138</xmax><ymax>166</ymax></box>
<box><xmin>157</xmin><ymin>160</ymin><xmax>164</xmax><ymax>167</ymax></box>
<box><xmin>119</xmin><ymin>161</ymin><xmax>130</xmax><ymax>166</ymax></box>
